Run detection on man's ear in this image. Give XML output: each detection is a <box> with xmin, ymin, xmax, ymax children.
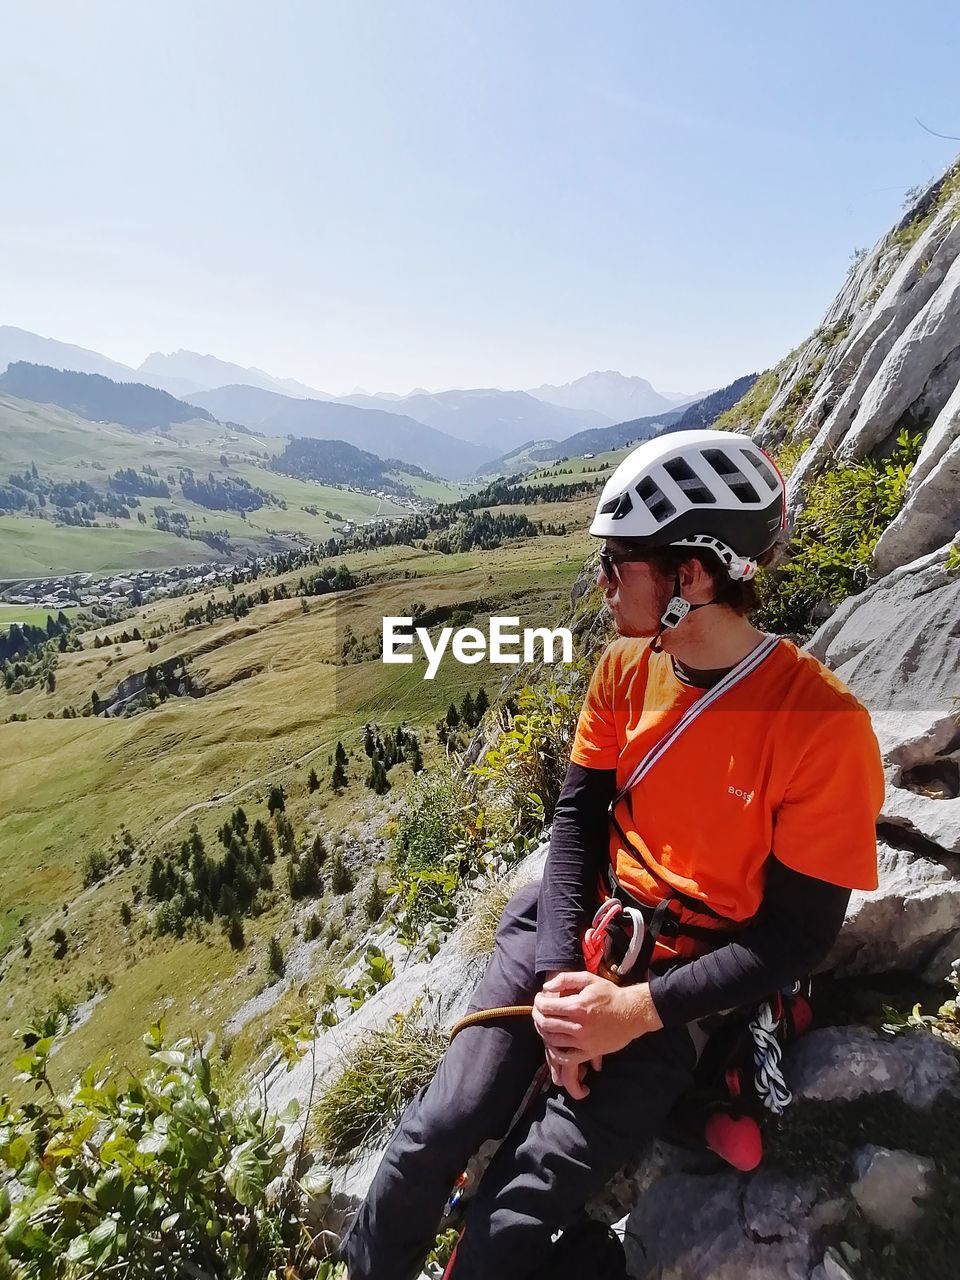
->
<box><xmin>678</xmin><ymin>556</ymin><xmax>713</xmax><ymax>600</ymax></box>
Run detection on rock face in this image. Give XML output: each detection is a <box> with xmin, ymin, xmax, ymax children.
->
<box><xmin>806</xmin><ymin>544</ymin><xmax>960</xmax><ymax>979</ymax></box>
<box><xmin>754</xmin><ymin>162</ymin><xmax>960</xmax><ymax>581</ymax></box>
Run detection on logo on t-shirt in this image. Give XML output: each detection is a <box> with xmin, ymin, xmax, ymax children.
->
<box><xmin>728</xmin><ymin>784</ymin><xmax>754</xmax><ymax>804</ymax></box>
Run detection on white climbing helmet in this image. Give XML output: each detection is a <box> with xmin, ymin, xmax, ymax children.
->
<box><xmin>590</xmin><ymin>429</ymin><xmax>786</xmax><ymax>582</ymax></box>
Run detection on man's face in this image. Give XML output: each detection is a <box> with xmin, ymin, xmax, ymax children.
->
<box><xmin>597</xmin><ymin>539</ymin><xmax>671</xmax><ymax>637</ymax></box>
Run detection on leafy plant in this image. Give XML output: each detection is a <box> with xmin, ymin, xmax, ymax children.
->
<box><xmin>754</xmin><ymin>429</ymin><xmax>923</xmax><ymax>636</ymax></box>
<box><xmin>332</xmin><ymin>946</ymin><xmax>395</xmax><ymax>1010</ymax></box>
<box><xmin>389</xmin><ymin>772</ymin><xmax>480</xmax><ymax>950</ymax></box>
<box><xmin>471</xmin><ymin>667</ymin><xmax>584</xmax><ymax>846</ymax></box>
<box><xmin>882</xmin><ymin>959</ymin><xmax>960</xmax><ymax>1049</ymax></box>
<box><xmin>0</xmin><ymin>1021</ymin><xmax>309</xmax><ymax>1278</ymax></box>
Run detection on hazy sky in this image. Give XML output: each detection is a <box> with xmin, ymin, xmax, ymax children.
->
<box><xmin>3</xmin><ymin>1</ymin><xmax>960</xmax><ymax>396</ymax></box>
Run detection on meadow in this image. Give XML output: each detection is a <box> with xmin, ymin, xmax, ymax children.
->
<box><xmin>0</xmin><ymin>523</ymin><xmax>594</xmax><ymax>1091</ymax></box>
<box><xmin>0</xmin><ymin>394</ymin><xmax>456</xmax><ymax>578</ymax></box>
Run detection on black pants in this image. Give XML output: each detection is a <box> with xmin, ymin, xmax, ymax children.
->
<box><xmin>339</xmin><ymin>881</ymin><xmax>696</xmax><ymax>1280</ymax></box>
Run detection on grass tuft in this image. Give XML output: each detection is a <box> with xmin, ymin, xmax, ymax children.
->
<box><xmin>310</xmin><ymin>1006</ymin><xmax>447</xmax><ymax>1165</ymax></box>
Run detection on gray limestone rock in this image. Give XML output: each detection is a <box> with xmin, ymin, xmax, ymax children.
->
<box><xmin>827</xmin><ymin>841</ymin><xmax>960</xmax><ymax>980</ymax></box>
<box><xmin>805</xmin><ymin>549</ymin><xmax>960</xmax><ymax>975</ymax></box>
<box><xmin>784</xmin><ymin>1026</ymin><xmax>960</xmax><ymax>1107</ymax></box>
<box><xmin>622</xmin><ymin>1169</ymin><xmax>840</xmax><ymax>1280</ymax></box>
<box><xmin>849</xmin><ymin>1144</ymin><xmax>936</xmax><ymax>1234</ymax></box>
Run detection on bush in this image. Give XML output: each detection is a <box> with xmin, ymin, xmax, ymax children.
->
<box><xmin>310</xmin><ymin>1007</ymin><xmax>446</xmax><ymax>1165</ymax></box>
<box><xmin>754</xmin><ymin>429</ymin><xmax>922</xmax><ymax>637</ymax></box>
<box><xmin>305</xmin><ymin>912</ymin><xmax>322</xmax><ymax>942</ymax></box>
<box><xmin>471</xmin><ymin>667</ymin><xmax>583</xmax><ymax>845</ymax></box>
<box><xmin>268</xmin><ymin>934</ymin><xmax>285</xmax><ymax>979</ymax></box>
<box><xmin>0</xmin><ymin>1021</ymin><xmax>307</xmax><ymax>1277</ymax></box>
<box><xmin>81</xmin><ymin>849</ymin><xmax>109</xmax><ymax>887</ymax></box>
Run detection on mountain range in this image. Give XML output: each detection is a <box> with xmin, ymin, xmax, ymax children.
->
<box><xmin>0</xmin><ymin>326</ymin><xmax>705</xmax><ymax>458</ymax></box>
<box><xmin>529</xmin><ymin>370</ymin><xmax>701</xmax><ymax>421</ymax></box>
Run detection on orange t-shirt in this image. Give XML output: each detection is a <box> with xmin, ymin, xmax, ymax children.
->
<box><xmin>570</xmin><ymin>636</ymin><xmax>884</xmax><ymax>948</ymax></box>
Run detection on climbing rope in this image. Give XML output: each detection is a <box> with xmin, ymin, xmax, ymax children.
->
<box><xmin>448</xmin><ymin>1005</ymin><xmax>534</xmax><ymax>1041</ymax></box>
<box><xmin>748</xmin><ymin>997</ymin><xmax>793</xmax><ymax>1115</ymax></box>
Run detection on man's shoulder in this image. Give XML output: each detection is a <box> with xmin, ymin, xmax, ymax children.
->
<box><xmin>771</xmin><ymin>637</ymin><xmax>873</xmax><ymax>717</ymax></box>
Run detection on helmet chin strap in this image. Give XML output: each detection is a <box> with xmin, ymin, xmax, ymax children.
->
<box><xmin>650</xmin><ymin>572</ymin><xmax>717</xmax><ymax>653</ymax></box>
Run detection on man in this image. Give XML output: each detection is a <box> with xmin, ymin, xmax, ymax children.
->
<box><xmin>340</xmin><ymin>429</ymin><xmax>885</xmax><ymax>1280</ymax></box>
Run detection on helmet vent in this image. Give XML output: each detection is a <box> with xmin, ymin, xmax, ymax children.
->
<box><xmin>599</xmin><ymin>490</ymin><xmax>634</xmax><ymax>519</ymax></box>
<box><xmin>740</xmin><ymin>449</ymin><xmax>780</xmax><ymax>492</ymax></box>
<box><xmin>663</xmin><ymin>456</ymin><xmax>716</xmax><ymax>504</ymax></box>
<box><xmin>636</xmin><ymin>476</ymin><xmax>676</xmax><ymax>523</ymax></box>
<box><xmin>702</xmin><ymin>449</ymin><xmax>762</xmax><ymax>503</ymax></box>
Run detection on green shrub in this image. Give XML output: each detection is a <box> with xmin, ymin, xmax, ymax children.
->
<box><xmin>310</xmin><ymin>1007</ymin><xmax>446</xmax><ymax>1165</ymax></box>
<box><xmin>81</xmin><ymin>849</ymin><xmax>109</xmax><ymax>887</ymax></box>
<box><xmin>471</xmin><ymin>667</ymin><xmax>583</xmax><ymax>845</ymax></box>
<box><xmin>0</xmin><ymin>1022</ymin><xmax>306</xmax><ymax>1277</ymax></box>
<box><xmin>754</xmin><ymin>429</ymin><xmax>923</xmax><ymax>637</ymax></box>
<box><xmin>268</xmin><ymin>933</ymin><xmax>285</xmax><ymax>979</ymax></box>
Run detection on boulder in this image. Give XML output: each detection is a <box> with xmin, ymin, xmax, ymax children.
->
<box><xmin>622</xmin><ymin>1168</ymin><xmax>844</xmax><ymax>1280</ymax></box>
<box><xmin>806</xmin><ymin>548</ymin><xmax>960</xmax><ymax>976</ymax></box>
<box><xmin>827</xmin><ymin>841</ymin><xmax>960</xmax><ymax>981</ymax></box>
<box><xmin>849</xmin><ymin>1144</ymin><xmax>935</xmax><ymax>1235</ymax></box>
<box><xmin>784</xmin><ymin>1026</ymin><xmax>960</xmax><ymax>1108</ymax></box>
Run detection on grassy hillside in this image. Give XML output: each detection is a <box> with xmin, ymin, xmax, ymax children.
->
<box><xmin>0</xmin><ymin>520</ymin><xmax>592</xmax><ymax>1091</ymax></box>
<box><xmin>0</xmin><ymin>396</ymin><xmax>455</xmax><ymax>577</ymax></box>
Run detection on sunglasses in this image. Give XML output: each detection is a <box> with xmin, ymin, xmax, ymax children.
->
<box><xmin>598</xmin><ymin>547</ymin><xmax>651</xmax><ymax>581</ymax></box>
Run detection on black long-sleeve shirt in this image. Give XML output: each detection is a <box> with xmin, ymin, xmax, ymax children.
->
<box><xmin>535</xmin><ymin>761</ymin><xmax>850</xmax><ymax>1027</ymax></box>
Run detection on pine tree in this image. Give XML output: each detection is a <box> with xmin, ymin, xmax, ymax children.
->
<box><xmin>275</xmin><ymin>813</ymin><xmax>296</xmax><ymax>858</ymax></box>
<box><xmin>335</xmin><ymin>740</ymin><xmax>348</xmax><ymax>768</ymax></box>
<box><xmin>460</xmin><ymin>692</ymin><xmax>474</xmax><ymax>726</ymax></box>
<box><xmin>474</xmin><ymin>688</ymin><xmax>489</xmax><ymax>719</ymax></box>
<box><xmin>329</xmin><ymin>851</ymin><xmax>354</xmax><ymax>895</ymax></box>
<box><xmin>364</xmin><ymin>878</ymin><xmax>387</xmax><ymax>922</ymax></box>
<box><xmin>268</xmin><ymin>934</ymin><xmax>285</xmax><ymax>978</ymax></box>
<box><xmin>446</xmin><ymin>703</ymin><xmax>460</xmax><ymax>729</ymax></box>
<box><xmin>52</xmin><ymin>927</ymin><xmax>68</xmax><ymax>960</ymax></box>
<box><xmin>255</xmin><ymin>822</ymin><xmax>276</xmax><ymax>863</ymax></box>
<box><xmin>228</xmin><ymin>913</ymin><xmax>245</xmax><ymax>950</ymax></box>
<box><xmin>120</xmin><ymin>902</ymin><xmax>132</xmax><ymax>927</ymax></box>
<box><xmin>332</xmin><ymin>759</ymin><xmax>348</xmax><ymax>790</ymax></box>
<box><xmin>268</xmin><ymin>784</ymin><xmax>286</xmax><ymax>816</ymax></box>
<box><xmin>409</xmin><ymin>738</ymin><xmax>424</xmax><ymax>773</ymax></box>
<box><xmin>363</xmin><ymin>724</ymin><xmax>376</xmax><ymax>757</ymax></box>
<box><xmin>305</xmin><ymin>912</ymin><xmax>322</xmax><ymax>941</ymax></box>
<box><xmin>311</xmin><ymin>831</ymin><xmax>327</xmax><ymax>865</ymax></box>
<box><xmin>308</xmin><ymin>768</ymin><xmax>320</xmax><ymax>792</ymax></box>
<box><xmin>148</xmin><ymin>856</ymin><xmax>166</xmax><ymax>900</ymax></box>
<box><xmin>217</xmin><ymin>882</ymin><xmax>238</xmax><ymax>918</ymax></box>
